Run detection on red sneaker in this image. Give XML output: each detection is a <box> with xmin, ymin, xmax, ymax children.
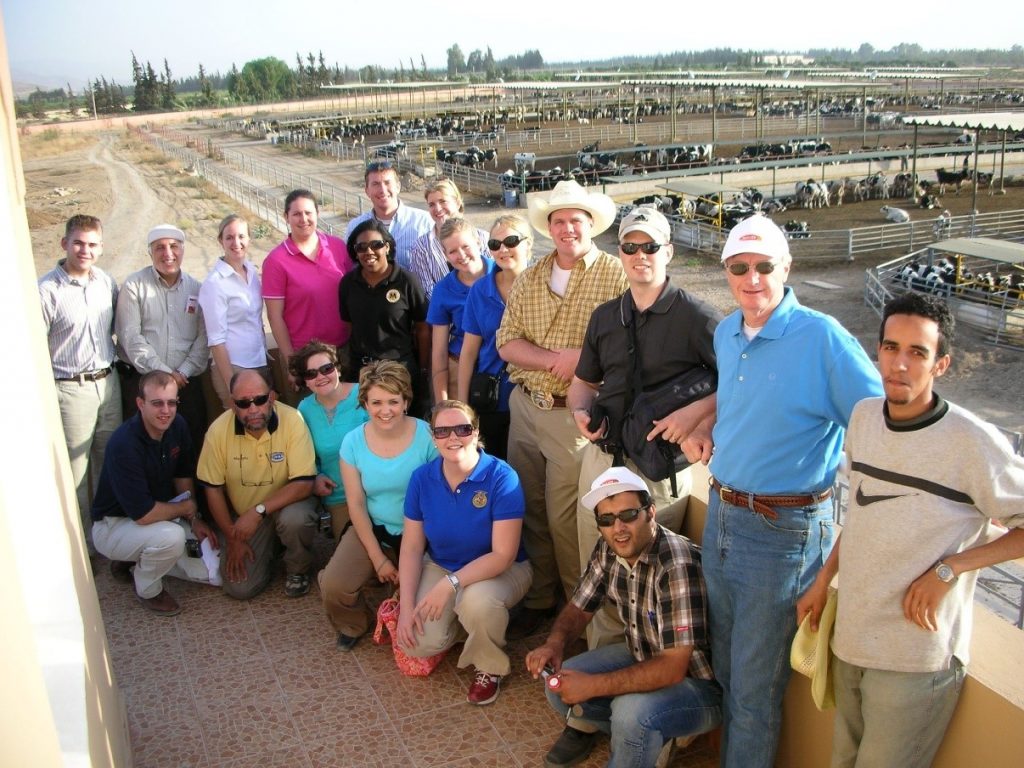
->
<box><xmin>467</xmin><ymin>670</ymin><xmax>502</xmax><ymax>705</ymax></box>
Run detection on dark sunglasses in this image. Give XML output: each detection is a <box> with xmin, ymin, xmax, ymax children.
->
<box><xmin>366</xmin><ymin>160</ymin><xmax>395</xmax><ymax>171</ymax></box>
<box><xmin>233</xmin><ymin>394</ymin><xmax>271</xmax><ymax>409</ymax></box>
<box><xmin>619</xmin><ymin>242</ymin><xmax>665</xmax><ymax>255</ymax></box>
<box><xmin>354</xmin><ymin>240</ymin><xmax>387</xmax><ymax>254</ymax></box>
<box><xmin>431</xmin><ymin>424</ymin><xmax>475</xmax><ymax>439</ymax></box>
<box><xmin>725</xmin><ymin>261</ymin><xmax>778</xmax><ymax>276</ymax></box>
<box><xmin>302</xmin><ymin>362</ymin><xmax>336</xmax><ymax>380</ymax></box>
<box><xmin>147</xmin><ymin>398</ymin><xmax>179</xmax><ymax>409</ymax></box>
<box><xmin>488</xmin><ymin>234</ymin><xmax>527</xmax><ymax>251</ymax></box>
<box><xmin>594</xmin><ymin>507</ymin><xmax>646</xmax><ymax>528</ymax></box>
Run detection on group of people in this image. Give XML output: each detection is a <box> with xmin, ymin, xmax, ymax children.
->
<box><xmin>39</xmin><ymin>163</ymin><xmax>1024</xmax><ymax>768</ymax></box>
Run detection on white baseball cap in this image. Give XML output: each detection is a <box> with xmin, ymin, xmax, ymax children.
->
<box><xmin>580</xmin><ymin>466</ymin><xmax>649</xmax><ymax>511</ymax></box>
<box><xmin>720</xmin><ymin>214</ymin><xmax>789</xmax><ymax>263</ymax></box>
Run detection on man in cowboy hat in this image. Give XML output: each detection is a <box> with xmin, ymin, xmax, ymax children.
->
<box><xmin>497</xmin><ymin>180</ymin><xmax>628</xmax><ymax>637</ymax></box>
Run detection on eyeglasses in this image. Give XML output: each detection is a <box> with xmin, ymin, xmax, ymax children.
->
<box><xmin>302</xmin><ymin>362</ymin><xmax>336</xmax><ymax>380</ymax></box>
<box><xmin>594</xmin><ymin>507</ymin><xmax>647</xmax><ymax>527</ymax></box>
<box><xmin>725</xmin><ymin>261</ymin><xmax>778</xmax><ymax>276</ymax></box>
<box><xmin>619</xmin><ymin>242</ymin><xmax>665</xmax><ymax>255</ymax></box>
<box><xmin>431</xmin><ymin>424</ymin><xmax>475</xmax><ymax>439</ymax></box>
<box><xmin>233</xmin><ymin>393</ymin><xmax>271</xmax><ymax>409</ymax></box>
<box><xmin>147</xmin><ymin>398</ymin><xmax>179</xmax><ymax>409</ymax></box>
<box><xmin>488</xmin><ymin>234</ymin><xmax>528</xmax><ymax>251</ymax></box>
<box><xmin>354</xmin><ymin>240</ymin><xmax>387</xmax><ymax>254</ymax></box>
<box><xmin>366</xmin><ymin>160</ymin><xmax>395</xmax><ymax>171</ymax></box>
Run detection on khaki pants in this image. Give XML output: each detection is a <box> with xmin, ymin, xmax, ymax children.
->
<box><xmin>319</xmin><ymin>525</ymin><xmax>398</xmax><ymax>637</ymax></box>
<box><xmin>506</xmin><ymin>385</ymin><xmax>588</xmax><ymax>609</ymax></box>
<box><xmin>405</xmin><ymin>556</ymin><xmax>532</xmax><ymax>676</ymax></box>
<box><xmin>576</xmin><ymin>442</ymin><xmax>691</xmax><ymax>649</ymax></box>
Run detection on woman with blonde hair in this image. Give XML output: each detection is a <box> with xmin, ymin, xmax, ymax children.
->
<box><xmin>198</xmin><ymin>214</ymin><xmax>271</xmax><ymax>409</ymax></box>
<box><xmin>397</xmin><ymin>399</ymin><xmax>530</xmax><ymax>705</ymax></box>
<box><xmin>457</xmin><ymin>214</ymin><xmax>532</xmax><ymax>459</ymax></box>
<box><xmin>407</xmin><ymin>178</ymin><xmax>488</xmax><ymax>299</ymax></box>
<box><xmin>427</xmin><ymin>218</ymin><xmax>494</xmax><ymax>404</ymax></box>
<box><xmin>319</xmin><ymin>361</ymin><xmax>437</xmax><ymax>650</ymax></box>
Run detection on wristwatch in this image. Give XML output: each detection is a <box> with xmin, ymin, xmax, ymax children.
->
<box><xmin>934</xmin><ymin>561</ymin><xmax>957</xmax><ymax>584</ymax></box>
<box><xmin>446</xmin><ymin>573</ymin><xmax>461</xmax><ymax>593</ymax></box>
<box><xmin>255</xmin><ymin>503</ymin><xmax>268</xmax><ymax>519</ymax></box>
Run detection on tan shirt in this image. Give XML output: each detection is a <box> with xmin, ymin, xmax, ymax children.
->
<box><xmin>496</xmin><ymin>248</ymin><xmax>627</xmax><ymax>397</ymax></box>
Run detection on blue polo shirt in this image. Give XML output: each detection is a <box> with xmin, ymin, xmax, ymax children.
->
<box><xmin>426</xmin><ymin>257</ymin><xmax>495</xmax><ymax>357</ymax></box>
<box><xmin>709</xmin><ymin>287</ymin><xmax>882</xmax><ymax>494</ymax></box>
<box><xmin>297</xmin><ymin>386</ymin><xmax>368</xmax><ymax>505</ymax></box>
<box><xmin>405</xmin><ymin>451</ymin><xmax>527</xmax><ymax>572</ymax></box>
<box><xmin>91</xmin><ymin>413</ymin><xmax>195</xmax><ymax>521</ymax></box>
<box><xmin>462</xmin><ymin>271</ymin><xmax>515</xmax><ymax>411</ymax></box>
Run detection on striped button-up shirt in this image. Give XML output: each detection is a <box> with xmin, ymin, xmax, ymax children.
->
<box><xmin>345</xmin><ymin>201</ymin><xmax>433</xmax><ymax>272</ymax></box>
<box><xmin>115</xmin><ymin>266</ymin><xmax>208</xmax><ymax>377</ymax></box>
<box><xmin>573</xmin><ymin>525</ymin><xmax>714</xmax><ymax>681</ymax></box>
<box><xmin>38</xmin><ymin>260</ymin><xmax>118</xmax><ymax>379</ymax></box>
<box><xmin>496</xmin><ymin>248</ymin><xmax>627</xmax><ymax>397</ymax></box>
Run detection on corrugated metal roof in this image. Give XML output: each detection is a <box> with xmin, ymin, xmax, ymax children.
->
<box><xmin>656</xmin><ymin>178</ymin><xmax>746</xmax><ymax>197</ymax></box>
<box><xmin>902</xmin><ymin>112</ymin><xmax>1024</xmax><ymax>131</ymax></box>
<box><xmin>620</xmin><ymin>77</ymin><xmax>874</xmax><ymax>89</ymax></box>
<box><xmin>932</xmin><ymin>237</ymin><xmax>1024</xmax><ymax>264</ymax></box>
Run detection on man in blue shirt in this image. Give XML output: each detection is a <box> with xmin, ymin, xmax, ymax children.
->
<box><xmin>344</xmin><ymin>161</ymin><xmax>432</xmax><ymax>270</ymax></box>
<box><xmin>91</xmin><ymin>371</ymin><xmax>219</xmax><ymax>616</ymax></box>
<box><xmin>696</xmin><ymin>215</ymin><xmax>883</xmax><ymax>768</ymax></box>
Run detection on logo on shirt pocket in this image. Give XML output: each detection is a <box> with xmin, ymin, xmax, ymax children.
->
<box><xmin>270</xmin><ymin>452</ymin><xmax>285</xmax><ymax>463</ymax></box>
<box><xmin>472</xmin><ymin>491</ymin><xmax>488</xmax><ymax>508</ymax></box>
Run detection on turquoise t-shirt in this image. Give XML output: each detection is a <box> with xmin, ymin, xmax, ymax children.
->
<box><xmin>339</xmin><ymin>418</ymin><xmax>438</xmax><ymax>535</ymax></box>
<box><xmin>297</xmin><ymin>385</ymin><xmax>368</xmax><ymax>505</ymax></box>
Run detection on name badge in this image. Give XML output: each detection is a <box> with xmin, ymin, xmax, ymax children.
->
<box><xmin>186</xmin><ymin>295</ymin><xmax>199</xmax><ymax>314</ymax></box>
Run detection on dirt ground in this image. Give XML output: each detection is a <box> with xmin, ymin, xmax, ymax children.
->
<box><xmin>22</xmin><ymin>129</ymin><xmax>1023</xmax><ymax>435</ymax></box>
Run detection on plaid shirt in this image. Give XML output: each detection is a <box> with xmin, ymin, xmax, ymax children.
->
<box><xmin>496</xmin><ymin>248</ymin><xmax>627</xmax><ymax>397</ymax></box>
<box><xmin>572</xmin><ymin>525</ymin><xmax>714</xmax><ymax>681</ymax></box>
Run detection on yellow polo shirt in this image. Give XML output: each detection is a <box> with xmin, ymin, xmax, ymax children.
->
<box><xmin>197</xmin><ymin>402</ymin><xmax>316</xmax><ymax>514</ymax></box>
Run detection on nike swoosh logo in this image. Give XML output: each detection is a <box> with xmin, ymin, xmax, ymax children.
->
<box><xmin>855</xmin><ymin>483</ymin><xmax>908</xmax><ymax>506</ymax></box>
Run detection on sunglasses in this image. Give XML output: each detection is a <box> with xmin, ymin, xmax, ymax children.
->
<box><xmin>366</xmin><ymin>160</ymin><xmax>395</xmax><ymax>171</ymax></box>
<box><xmin>725</xmin><ymin>261</ymin><xmax>778</xmax><ymax>276</ymax></box>
<box><xmin>431</xmin><ymin>424</ymin><xmax>475</xmax><ymax>439</ymax></box>
<box><xmin>594</xmin><ymin>507</ymin><xmax>647</xmax><ymax>528</ymax></box>
<box><xmin>619</xmin><ymin>242</ymin><xmax>665</xmax><ymax>255</ymax></box>
<box><xmin>302</xmin><ymin>362</ymin><xmax>336</xmax><ymax>380</ymax></box>
<box><xmin>354</xmin><ymin>240</ymin><xmax>387</xmax><ymax>254</ymax></box>
<box><xmin>488</xmin><ymin>234</ymin><xmax>527</xmax><ymax>251</ymax></box>
<box><xmin>233</xmin><ymin>393</ymin><xmax>271</xmax><ymax>409</ymax></box>
<box><xmin>147</xmin><ymin>398</ymin><xmax>180</xmax><ymax>409</ymax></box>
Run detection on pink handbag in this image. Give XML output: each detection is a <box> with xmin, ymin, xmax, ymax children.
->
<box><xmin>373</xmin><ymin>596</ymin><xmax>448</xmax><ymax>677</ymax></box>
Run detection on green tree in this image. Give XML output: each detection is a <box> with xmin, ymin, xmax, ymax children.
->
<box><xmin>446</xmin><ymin>44</ymin><xmax>465</xmax><ymax>78</ymax></box>
<box><xmin>161</xmin><ymin>59</ymin><xmax>175</xmax><ymax>110</ymax></box>
<box><xmin>233</xmin><ymin>57</ymin><xmax>295</xmax><ymax>102</ymax></box>
<box><xmin>197</xmin><ymin>64</ymin><xmax>213</xmax><ymax>106</ymax></box>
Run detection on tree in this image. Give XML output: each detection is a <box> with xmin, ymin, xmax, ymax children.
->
<box><xmin>161</xmin><ymin>59</ymin><xmax>175</xmax><ymax>110</ymax></box>
<box><xmin>446</xmin><ymin>44</ymin><xmax>464</xmax><ymax>78</ymax></box>
<box><xmin>484</xmin><ymin>47</ymin><xmax>496</xmax><ymax>80</ymax></box>
<box><xmin>467</xmin><ymin>49</ymin><xmax>483</xmax><ymax>73</ymax></box>
<box><xmin>421</xmin><ymin>54</ymin><xmax>428</xmax><ymax>79</ymax></box>
<box><xmin>232</xmin><ymin>57</ymin><xmax>295</xmax><ymax>102</ymax></box>
<box><xmin>197</xmin><ymin>64</ymin><xmax>214</xmax><ymax>107</ymax></box>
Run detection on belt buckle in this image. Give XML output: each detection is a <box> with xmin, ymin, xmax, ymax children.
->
<box><xmin>718</xmin><ymin>484</ymin><xmax>734</xmax><ymax>503</ymax></box>
<box><xmin>530</xmin><ymin>389</ymin><xmax>554</xmax><ymax>411</ymax></box>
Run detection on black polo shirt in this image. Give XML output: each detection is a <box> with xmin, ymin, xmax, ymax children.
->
<box><xmin>575</xmin><ymin>279</ymin><xmax>722</xmax><ymax>422</ymax></box>
<box><xmin>91</xmin><ymin>413</ymin><xmax>195</xmax><ymax>521</ymax></box>
<box><xmin>339</xmin><ymin>264</ymin><xmax>428</xmax><ymax>366</ymax></box>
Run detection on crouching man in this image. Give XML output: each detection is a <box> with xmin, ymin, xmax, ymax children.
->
<box><xmin>526</xmin><ymin>467</ymin><xmax>721</xmax><ymax>768</ymax></box>
<box><xmin>91</xmin><ymin>371</ymin><xmax>219</xmax><ymax>616</ymax></box>
<box><xmin>797</xmin><ymin>292</ymin><xmax>1024</xmax><ymax>767</ymax></box>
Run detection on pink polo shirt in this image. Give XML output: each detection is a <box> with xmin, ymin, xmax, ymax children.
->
<box><xmin>262</xmin><ymin>231</ymin><xmax>354</xmax><ymax>349</ymax></box>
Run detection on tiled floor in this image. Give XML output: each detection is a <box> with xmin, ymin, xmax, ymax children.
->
<box><xmin>96</xmin><ymin>534</ymin><xmax>719</xmax><ymax>768</ymax></box>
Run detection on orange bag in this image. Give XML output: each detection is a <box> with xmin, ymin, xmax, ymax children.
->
<box><xmin>373</xmin><ymin>596</ymin><xmax>448</xmax><ymax>677</ymax></box>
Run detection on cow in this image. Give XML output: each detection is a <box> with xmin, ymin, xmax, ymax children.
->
<box><xmin>880</xmin><ymin>205</ymin><xmax>910</xmax><ymax>223</ymax></box>
<box><xmin>935</xmin><ymin>168</ymin><xmax>970</xmax><ymax>196</ymax></box>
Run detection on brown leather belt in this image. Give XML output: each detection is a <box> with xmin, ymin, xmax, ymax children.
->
<box><xmin>56</xmin><ymin>366</ymin><xmax>113</xmax><ymax>384</ymax></box>
<box><xmin>520</xmin><ymin>384</ymin><xmax>567</xmax><ymax>410</ymax></box>
<box><xmin>710</xmin><ymin>477</ymin><xmax>833</xmax><ymax>520</ymax></box>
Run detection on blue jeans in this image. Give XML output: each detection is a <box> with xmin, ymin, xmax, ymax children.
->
<box><xmin>544</xmin><ymin>643</ymin><xmax>722</xmax><ymax>768</ymax></box>
<box><xmin>701</xmin><ymin>493</ymin><xmax>834</xmax><ymax>768</ymax></box>
<box><xmin>831</xmin><ymin>656</ymin><xmax>964</xmax><ymax>768</ymax></box>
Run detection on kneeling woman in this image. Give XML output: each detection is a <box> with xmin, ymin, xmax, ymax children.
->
<box><xmin>397</xmin><ymin>400</ymin><xmax>532</xmax><ymax>706</ymax></box>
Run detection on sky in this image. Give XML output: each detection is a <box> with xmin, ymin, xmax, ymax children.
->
<box><xmin>4</xmin><ymin>0</ymin><xmax>1021</xmax><ymax>89</ymax></box>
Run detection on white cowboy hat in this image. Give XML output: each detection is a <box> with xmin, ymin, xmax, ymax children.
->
<box><xmin>527</xmin><ymin>180</ymin><xmax>616</xmax><ymax>237</ymax></box>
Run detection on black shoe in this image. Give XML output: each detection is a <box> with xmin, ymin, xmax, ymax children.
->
<box><xmin>544</xmin><ymin>727</ymin><xmax>597</xmax><ymax>767</ymax></box>
<box><xmin>285</xmin><ymin>573</ymin><xmax>310</xmax><ymax>597</ymax></box>
<box><xmin>506</xmin><ymin>605</ymin><xmax>556</xmax><ymax>641</ymax></box>
<box><xmin>110</xmin><ymin>560</ymin><xmax>134</xmax><ymax>583</ymax></box>
<box><xmin>336</xmin><ymin>632</ymin><xmax>362</xmax><ymax>652</ymax></box>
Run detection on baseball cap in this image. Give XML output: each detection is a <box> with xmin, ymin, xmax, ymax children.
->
<box><xmin>147</xmin><ymin>224</ymin><xmax>186</xmax><ymax>246</ymax></box>
<box><xmin>720</xmin><ymin>214</ymin><xmax>789</xmax><ymax>263</ymax></box>
<box><xmin>618</xmin><ymin>205</ymin><xmax>671</xmax><ymax>242</ymax></box>
<box><xmin>580</xmin><ymin>466</ymin><xmax>649</xmax><ymax>511</ymax></box>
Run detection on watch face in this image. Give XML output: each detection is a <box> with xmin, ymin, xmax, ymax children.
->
<box><xmin>936</xmin><ymin>564</ymin><xmax>955</xmax><ymax>582</ymax></box>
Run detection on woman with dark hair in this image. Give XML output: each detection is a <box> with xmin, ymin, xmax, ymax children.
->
<box><xmin>397</xmin><ymin>399</ymin><xmax>531</xmax><ymax>706</ymax></box>
<box><xmin>289</xmin><ymin>340</ymin><xmax>367</xmax><ymax>541</ymax></box>
<box><xmin>318</xmin><ymin>361</ymin><xmax>437</xmax><ymax>651</ymax></box>
<box><xmin>339</xmin><ymin>219</ymin><xmax>430</xmax><ymax>415</ymax></box>
<box><xmin>263</xmin><ymin>189</ymin><xmax>354</xmax><ymax>401</ymax></box>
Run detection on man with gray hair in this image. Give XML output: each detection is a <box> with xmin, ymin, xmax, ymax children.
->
<box><xmin>116</xmin><ymin>224</ymin><xmax>208</xmax><ymax>454</ymax></box>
